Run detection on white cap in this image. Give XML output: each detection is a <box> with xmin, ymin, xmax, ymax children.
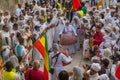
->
<box><xmin>106</xmin><ymin>7</ymin><xmax>110</xmax><ymax>10</ymax></box>
<box><xmin>91</xmin><ymin>63</ymin><xmax>101</xmax><ymax>72</ymax></box>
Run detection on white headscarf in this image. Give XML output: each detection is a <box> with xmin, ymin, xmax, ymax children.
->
<box><xmin>71</xmin><ymin>16</ymin><xmax>81</xmax><ymax>29</ymax></box>
<box><xmin>91</xmin><ymin>63</ymin><xmax>101</xmax><ymax>72</ymax></box>
<box><xmin>104</xmin><ymin>48</ymin><xmax>112</xmax><ymax>58</ymax></box>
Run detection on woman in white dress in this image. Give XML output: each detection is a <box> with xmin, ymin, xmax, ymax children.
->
<box><xmin>71</xmin><ymin>16</ymin><xmax>81</xmax><ymax>51</ymax></box>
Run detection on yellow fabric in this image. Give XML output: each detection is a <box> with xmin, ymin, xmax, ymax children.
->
<box><xmin>44</xmin><ymin>17</ymin><xmax>47</xmax><ymax>22</ymax></box>
<box><xmin>3</xmin><ymin>70</ymin><xmax>15</xmax><ymax>80</ymax></box>
<box><xmin>109</xmin><ymin>25</ymin><xmax>113</xmax><ymax>29</ymax></box>
<box><xmin>0</xmin><ymin>57</ymin><xmax>2</xmax><ymax>69</ymax></box>
<box><xmin>39</xmin><ymin>34</ymin><xmax>49</xmax><ymax>71</ymax></box>
<box><xmin>97</xmin><ymin>0</ymin><xmax>103</xmax><ymax>7</ymax></box>
<box><xmin>89</xmin><ymin>38</ymin><xmax>93</xmax><ymax>48</ymax></box>
<box><xmin>0</xmin><ymin>57</ymin><xmax>3</xmax><ymax>80</ymax></box>
<box><xmin>77</xmin><ymin>10</ymin><xmax>84</xmax><ymax>17</ymax></box>
<box><xmin>57</xmin><ymin>2</ymin><xmax>63</xmax><ymax>13</ymax></box>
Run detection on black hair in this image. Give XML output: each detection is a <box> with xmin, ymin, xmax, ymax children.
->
<box><xmin>113</xmin><ymin>58</ymin><xmax>119</xmax><ymax>64</ymax></box>
<box><xmin>102</xmin><ymin>58</ymin><xmax>109</xmax><ymax>67</ymax></box>
<box><xmin>81</xmin><ymin>2</ymin><xmax>85</xmax><ymax>6</ymax></box>
<box><xmin>2</xmin><ymin>25</ymin><xmax>7</xmax><ymax>30</ymax></box>
<box><xmin>58</xmin><ymin>70</ymin><xmax>69</xmax><ymax>80</ymax></box>
<box><xmin>13</xmin><ymin>23</ymin><xmax>18</xmax><ymax>27</ymax></box>
<box><xmin>4</xmin><ymin>61</ymin><xmax>14</xmax><ymax>72</ymax></box>
<box><xmin>96</xmin><ymin>26</ymin><xmax>101</xmax><ymax>29</ymax></box>
<box><xmin>89</xmin><ymin>11</ymin><xmax>94</xmax><ymax>15</ymax></box>
<box><xmin>18</xmin><ymin>37</ymin><xmax>24</xmax><ymax>45</ymax></box>
<box><xmin>100</xmin><ymin>13</ymin><xmax>104</xmax><ymax>19</ymax></box>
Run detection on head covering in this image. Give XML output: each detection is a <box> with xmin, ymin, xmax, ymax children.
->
<box><xmin>7</xmin><ymin>55</ymin><xmax>19</xmax><ymax>68</ymax></box>
<box><xmin>96</xmin><ymin>26</ymin><xmax>101</xmax><ymax>29</ymax></box>
<box><xmin>104</xmin><ymin>27</ymin><xmax>112</xmax><ymax>33</ymax></box>
<box><xmin>104</xmin><ymin>48</ymin><xmax>112</xmax><ymax>57</ymax></box>
<box><xmin>52</xmin><ymin>43</ymin><xmax>59</xmax><ymax>51</ymax></box>
<box><xmin>106</xmin><ymin>7</ymin><xmax>110</xmax><ymax>10</ymax></box>
<box><xmin>72</xmin><ymin>16</ymin><xmax>81</xmax><ymax>25</ymax></box>
<box><xmin>35</xmin><ymin>25</ymin><xmax>40</xmax><ymax>28</ymax></box>
<box><xmin>65</xmin><ymin>19</ymin><xmax>70</xmax><ymax>23</ymax></box>
<box><xmin>73</xmin><ymin>66</ymin><xmax>83</xmax><ymax>79</ymax></box>
<box><xmin>91</xmin><ymin>63</ymin><xmax>101</xmax><ymax>72</ymax></box>
<box><xmin>82</xmin><ymin>16</ymin><xmax>88</xmax><ymax>21</ymax></box>
<box><xmin>91</xmin><ymin>56</ymin><xmax>100</xmax><ymax>63</ymax></box>
<box><xmin>99</xmin><ymin>74</ymin><xmax>109</xmax><ymax>80</ymax></box>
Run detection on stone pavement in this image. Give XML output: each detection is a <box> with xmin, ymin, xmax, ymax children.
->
<box><xmin>64</xmin><ymin>50</ymin><xmax>91</xmax><ymax>72</ymax></box>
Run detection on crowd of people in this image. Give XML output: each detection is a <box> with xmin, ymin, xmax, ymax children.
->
<box><xmin>0</xmin><ymin>0</ymin><xmax>120</xmax><ymax>80</ymax></box>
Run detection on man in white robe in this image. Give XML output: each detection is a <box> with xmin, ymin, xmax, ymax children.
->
<box><xmin>49</xmin><ymin>43</ymin><xmax>72</xmax><ymax>80</ymax></box>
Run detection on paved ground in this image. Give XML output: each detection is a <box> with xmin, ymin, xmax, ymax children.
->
<box><xmin>64</xmin><ymin>50</ymin><xmax>91</xmax><ymax>72</ymax></box>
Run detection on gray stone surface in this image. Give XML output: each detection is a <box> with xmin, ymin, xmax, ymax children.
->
<box><xmin>64</xmin><ymin>50</ymin><xmax>91</xmax><ymax>72</ymax></box>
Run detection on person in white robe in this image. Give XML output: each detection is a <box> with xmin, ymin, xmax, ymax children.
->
<box><xmin>99</xmin><ymin>36</ymin><xmax>112</xmax><ymax>57</ymax></box>
<box><xmin>18</xmin><ymin>14</ymin><xmax>25</xmax><ymax>29</ymax></box>
<box><xmin>109</xmin><ymin>0</ymin><xmax>117</xmax><ymax>8</ymax></box>
<box><xmin>71</xmin><ymin>16</ymin><xmax>81</xmax><ymax>51</ymax></box>
<box><xmin>34</xmin><ymin>2</ymin><xmax>42</xmax><ymax>12</ymax></box>
<box><xmin>16</xmin><ymin>4</ymin><xmax>22</xmax><ymax>17</ymax></box>
<box><xmin>4</xmin><ymin>11</ymin><xmax>11</xmax><ymax>23</ymax></box>
<box><xmin>10</xmin><ymin>23</ymin><xmax>20</xmax><ymax>47</ymax></box>
<box><xmin>1</xmin><ymin>25</ymin><xmax>11</xmax><ymax>61</ymax></box>
<box><xmin>23</xmin><ymin>26</ymin><xmax>33</xmax><ymax>48</ymax></box>
<box><xmin>33</xmin><ymin>26</ymin><xmax>41</xmax><ymax>41</ymax></box>
<box><xmin>59</xmin><ymin>20</ymin><xmax>77</xmax><ymax>55</ymax></box>
<box><xmin>49</xmin><ymin>43</ymin><xmax>72</xmax><ymax>80</ymax></box>
<box><xmin>15</xmin><ymin>37</ymin><xmax>29</xmax><ymax>66</ymax></box>
<box><xmin>54</xmin><ymin>16</ymin><xmax>65</xmax><ymax>43</ymax></box>
<box><xmin>8</xmin><ymin>17</ymin><xmax>17</xmax><ymax>31</ymax></box>
<box><xmin>99</xmin><ymin>74</ymin><xmax>109</xmax><ymax>80</ymax></box>
<box><xmin>73</xmin><ymin>66</ymin><xmax>84</xmax><ymax>80</ymax></box>
<box><xmin>104</xmin><ymin>7</ymin><xmax>111</xmax><ymax>20</ymax></box>
<box><xmin>83</xmin><ymin>34</ymin><xmax>90</xmax><ymax>59</ymax></box>
<box><xmin>83</xmin><ymin>63</ymin><xmax>101</xmax><ymax>80</ymax></box>
<box><xmin>45</xmin><ymin>18</ymin><xmax>55</xmax><ymax>50</ymax></box>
